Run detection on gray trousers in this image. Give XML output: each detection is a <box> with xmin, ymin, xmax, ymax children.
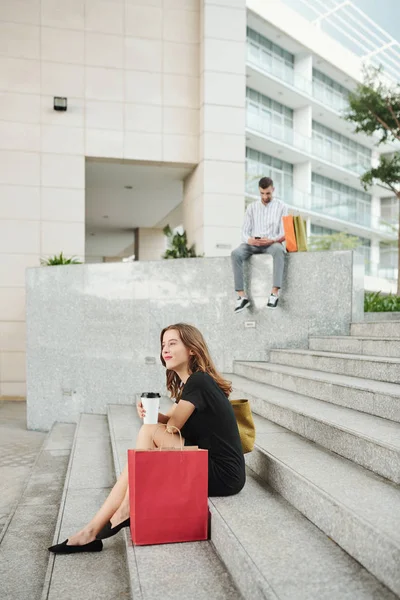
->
<box><xmin>231</xmin><ymin>243</ymin><xmax>286</xmax><ymax>292</ymax></box>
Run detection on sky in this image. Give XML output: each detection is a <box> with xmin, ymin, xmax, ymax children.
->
<box><xmin>353</xmin><ymin>0</ymin><xmax>400</xmax><ymax>42</ymax></box>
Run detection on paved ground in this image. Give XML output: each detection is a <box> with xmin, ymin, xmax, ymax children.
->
<box><xmin>0</xmin><ymin>401</ymin><xmax>45</xmax><ymax>534</ymax></box>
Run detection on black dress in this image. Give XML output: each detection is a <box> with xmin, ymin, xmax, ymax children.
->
<box><xmin>178</xmin><ymin>372</ymin><xmax>246</xmax><ymax>497</ymax></box>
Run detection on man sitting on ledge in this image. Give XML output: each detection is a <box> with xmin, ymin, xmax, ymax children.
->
<box><xmin>231</xmin><ymin>176</ymin><xmax>288</xmax><ymax>313</ymax></box>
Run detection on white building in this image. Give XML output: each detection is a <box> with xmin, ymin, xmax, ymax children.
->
<box><xmin>244</xmin><ymin>0</ymin><xmax>399</xmax><ymax>293</ymax></box>
<box><xmin>0</xmin><ymin>0</ymin><xmax>398</xmax><ymax>397</ymax></box>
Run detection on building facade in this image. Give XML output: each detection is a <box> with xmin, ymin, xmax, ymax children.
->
<box><xmin>0</xmin><ymin>0</ymin><xmax>398</xmax><ymax>397</ymax></box>
<box><xmin>244</xmin><ymin>0</ymin><xmax>399</xmax><ymax>292</ymax></box>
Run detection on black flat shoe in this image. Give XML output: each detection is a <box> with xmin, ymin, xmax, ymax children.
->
<box><xmin>96</xmin><ymin>518</ymin><xmax>130</xmax><ymax>540</ymax></box>
<box><xmin>48</xmin><ymin>539</ymin><xmax>103</xmax><ymax>554</ymax></box>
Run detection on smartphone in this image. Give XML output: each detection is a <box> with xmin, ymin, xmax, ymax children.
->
<box><xmin>255</xmin><ymin>236</ymin><xmax>261</xmax><ymax>239</ymax></box>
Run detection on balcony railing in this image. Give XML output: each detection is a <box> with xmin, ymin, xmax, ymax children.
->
<box><xmin>246</xmin><ymin>41</ymin><xmax>349</xmax><ymax>113</ymax></box>
<box><xmin>245</xmin><ymin>185</ymin><xmax>373</xmax><ymax>230</ymax></box>
<box><xmin>310</xmin><ymin>194</ymin><xmax>372</xmax><ymax>228</ymax></box>
<box><xmin>246</xmin><ymin>42</ymin><xmax>312</xmax><ymax>95</ymax></box>
<box><xmin>246</xmin><ymin>109</ymin><xmax>370</xmax><ymax>175</ymax></box>
<box><xmin>312</xmin><ymin>80</ymin><xmax>349</xmax><ymax>113</ymax></box>
<box><xmin>311</xmin><ymin>139</ymin><xmax>371</xmax><ymax>175</ymax></box>
<box><xmin>246</xmin><ymin>110</ymin><xmax>311</xmax><ymax>153</ymax></box>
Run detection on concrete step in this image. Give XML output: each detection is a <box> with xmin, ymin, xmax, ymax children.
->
<box><xmin>108</xmin><ymin>405</ymin><xmax>396</xmax><ymax>600</ymax></box>
<box><xmin>230</xmin><ymin>373</ymin><xmax>400</xmax><ymax>483</ymax></box>
<box><xmin>351</xmin><ymin>321</ymin><xmax>400</xmax><ymax>338</ymax></box>
<box><xmin>233</xmin><ymin>361</ymin><xmax>400</xmax><ymax>423</ymax></box>
<box><xmin>107</xmin><ymin>403</ymin><xmax>241</xmax><ymax>600</ymax></box>
<box><xmin>269</xmin><ymin>348</ymin><xmax>400</xmax><ymax>384</ymax></box>
<box><xmin>0</xmin><ymin>422</ymin><xmax>75</xmax><ymax>600</ymax></box>
<box><xmin>42</xmin><ymin>414</ymin><xmax>131</xmax><ymax>600</ymax></box>
<box><xmin>364</xmin><ymin>313</ymin><xmax>400</xmax><ymax>322</ymax></box>
<box><xmin>309</xmin><ymin>335</ymin><xmax>400</xmax><ymax>358</ymax></box>
<box><xmin>246</xmin><ymin>414</ymin><xmax>400</xmax><ymax>598</ymax></box>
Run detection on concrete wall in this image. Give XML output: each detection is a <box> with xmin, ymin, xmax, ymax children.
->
<box><xmin>26</xmin><ymin>251</ymin><xmax>364</xmax><ymax>430</ymax></box>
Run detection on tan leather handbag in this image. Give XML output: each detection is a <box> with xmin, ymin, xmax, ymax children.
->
<box><xmin>230</xmin><ymin>399</ymin><xmax>256</xmax><ymax>454</ymax></box>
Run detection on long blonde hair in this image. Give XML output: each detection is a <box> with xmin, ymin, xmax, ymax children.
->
<box><xmin>160</xmin><ymin>323</ymin><xmax>232</xmax><ymax>401</ymax></box>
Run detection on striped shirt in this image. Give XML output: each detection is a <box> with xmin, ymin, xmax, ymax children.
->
<box><xmin>242</xmin><ymin>199</ymin><xmax>288</xmax><ymax>244</ymax></box>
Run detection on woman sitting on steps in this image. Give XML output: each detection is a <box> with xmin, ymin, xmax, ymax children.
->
<box><xmin>49</xmin><ymin>323</ymin><xmax>246</xmax><ymax>554</ymax></box>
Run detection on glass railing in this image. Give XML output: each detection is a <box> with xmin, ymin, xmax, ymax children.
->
<box><xmin>246</xmin><ymin>42</ymin><xmax>312</xmax><ymax>96</ymax></box>
<box><xmin>247</xmin><ymin>41</ymin><xmax>350</xmax><ymax>113</ymax></box>
<box><xmin>378</xmin><ymin>267</ymin><xmax>398</xmax><ymax>280</ymax></box>
<box><xmin>246</xmin><ymin>175</ymin><xmax>376</xmax><ymax>230</ymax></box>
<box><xmin>312</xmin><ymin>81</ymin><xmax>349</xmax><ymax>113</ymax></box>
<box><xmin>246</xmin><ymin>110</ymin><xmax>311</xmax><ymax>153</ymax></box>
<box><xmin>310</xmin><ymin>194</ymin><xmax>372</xmax><ymax>228</ymax></box>
<box><xmin>246</xmin><ymin>110</ymin><xmax>371</xmax><ymax>174</ymax></box>
<box><xmin>246</xmin><ymin>186</ymin><xmax>371</xmax><ymax>227</ymax></box>
<box><xmin>311</xmin><ymin>139</ymin><xmax>371</xmax><ymax>174</ymax></box>
<box><xmin>378</xmin><ymin>219</ymin><xmax>399</xmax><ymax>234</ymax></box>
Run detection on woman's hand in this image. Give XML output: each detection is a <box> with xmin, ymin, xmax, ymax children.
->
<box><xmin>137</xmin><ymin>401</ymin><xmax>146</xmax><ymax>420</ymax></box>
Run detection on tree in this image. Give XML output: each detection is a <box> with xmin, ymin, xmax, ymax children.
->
<box><xmin>345</xmin><ymin>66</ymin><xmax>400</xmax><ymax>294</ymax></box>
<box><xmin>162</xmin><ymin>225</ymin><xmax>202</xmax><ymax>259</ymax></box>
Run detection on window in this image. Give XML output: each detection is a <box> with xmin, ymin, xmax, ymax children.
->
<box><xmin>246</xmin><ymin>27</ymin><xmax>295</xmax><ymax>85</ymax></box>
<box><xmin>246</xmin><ymin>88</ymin><xmax>293</xmax><ymax>142</ymax></box>
<box><xmin>311</xmin><ymin>173</ymin><xmax>372</xmax><ymax>228</ymax></box>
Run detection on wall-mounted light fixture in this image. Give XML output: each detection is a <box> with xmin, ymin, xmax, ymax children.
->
<box><xmin>54</xmin><ymin>97</ymin><xmax>67</xmax><ymax>111</ymax></box>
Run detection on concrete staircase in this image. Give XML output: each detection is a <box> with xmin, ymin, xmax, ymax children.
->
<box><xmin>3</xmin><ymin>319</ymin><xmax>400</xmax><ymax>599</ymax></box>
<box><xmin>0</xmin><ymin>422</ymin><xmax>75</xmax><ymax>600</ymax></box>
<box><xmin>232</xmin><ymin>319</ymin><xmax>400</xmax><ymax>598</ymax></box>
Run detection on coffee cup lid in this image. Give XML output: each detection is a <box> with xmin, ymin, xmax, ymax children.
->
<box><xmin>141</xmin><ymin>392</ymin><xmax>160</xmax><ymax>398</ymax></box>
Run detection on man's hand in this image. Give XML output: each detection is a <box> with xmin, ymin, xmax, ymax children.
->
<box><xmin>260</xmin><ymin>238</ymin><xmax>275</xmax><ymax>246</ymax></box>
<box><xmin>248</xmin><ymin>237</ymin><xmax>277</xmax><ymax>247</ymax></box>
<box><xmin>248</xmin><ymin>237</ymin><xmax>273</xmax><ymax>246</ymax></box>
<box><xmin>248</xmin><ymin>237</ymin><xmax>262</xmax><ymax>246</ymax></box>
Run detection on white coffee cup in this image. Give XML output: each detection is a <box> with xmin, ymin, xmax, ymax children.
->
<box><xmin>141</xmin><ymin>393</ymin><xmax>160</xmax><ymax>425</ymax></box>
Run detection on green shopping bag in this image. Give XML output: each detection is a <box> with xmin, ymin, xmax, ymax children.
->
<box><xmin>293</xmin><ymin>216</ymin><xmax>308</xmax><ymax>252</ymax></box>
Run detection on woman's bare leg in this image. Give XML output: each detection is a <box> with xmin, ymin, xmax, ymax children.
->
<box><xmin>67</xmin><ymin>464</ymin><xmax>129</xmax><ymax>545</ymax></box>
<box><xmin>109</xmin><ymin>424</ymin><xmax>183</xmax><ymax>527</ymax></box>
<box><xmin>67</xmin><ymin>424</ymin><xmax>182</xmax><ymax>545</ymax></box>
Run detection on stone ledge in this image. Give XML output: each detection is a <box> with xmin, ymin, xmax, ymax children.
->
<box><xmin>26</xmin><ymin>251</ymin><xmax>363</xmax><ymax>431</ymax></box>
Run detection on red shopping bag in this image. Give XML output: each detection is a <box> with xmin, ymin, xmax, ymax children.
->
<box><xmin>282</xmin><ymin>215</ymin><xmax>297</xmax><ymax>252</ymax></box>
<box><xmin>128</xmin><ymin>447</ymin><xmax>209</xmax><ymax>546</ymax></box>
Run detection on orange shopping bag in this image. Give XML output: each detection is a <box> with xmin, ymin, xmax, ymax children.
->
<box><xmin>282</xmin><ymin>215</ymin><xmax>297</xmax><ymax>252</ymax></box>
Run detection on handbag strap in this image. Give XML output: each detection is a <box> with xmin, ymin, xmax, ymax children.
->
<box><xmin>152</xmin><ymin>424</ymin><xmax>184</xmax><ymax>451</ymax></box>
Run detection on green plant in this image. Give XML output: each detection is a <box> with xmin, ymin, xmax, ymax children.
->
<box><xmin>364</xmin><ymin>291</ymin><xmax>400</xmax><ymax>312</ymax></box>
<box><xmin>40</xmin><ymin>252</ymin><xmax>82</xmax><ymax>266</ymax></box>
<box><xmin>162</xmin><ymin>225</ymin><xmax>202</xmax><ymax>259</ymax></box>
<box><xmin>308</xmin><ymin>232</ymin><xmax>361</xmax><ymax>252</ymax></box>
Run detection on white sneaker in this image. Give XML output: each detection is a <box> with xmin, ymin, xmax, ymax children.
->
<box><xmin>267</xmin><ymin>294</ymin><xmax>279</xmax><ymax>309</ymax></box>
<box><xmin>234</xmin><ymin>297</ymin><xmax>250</xmax><ymax>313</ymax></box>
